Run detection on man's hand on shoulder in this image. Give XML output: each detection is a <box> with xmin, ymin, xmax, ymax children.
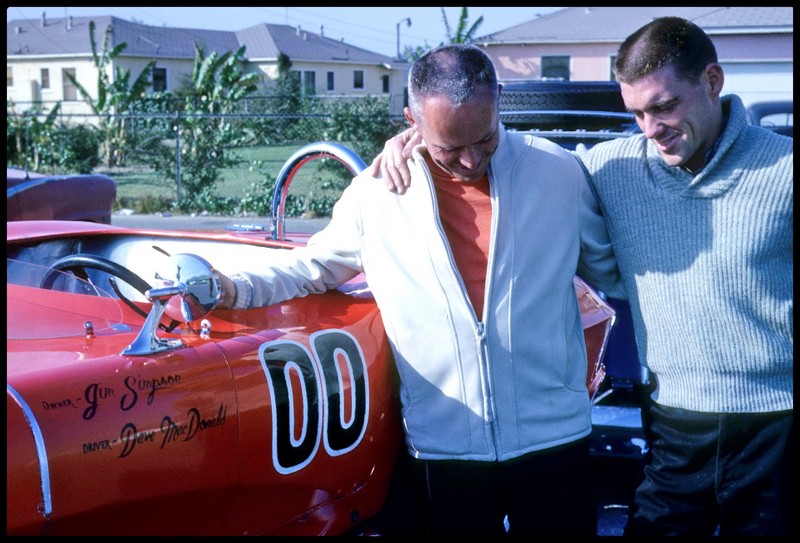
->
<box><xmin>365</xmin><ymin>127</ymin><xmax>421</xmax><ymax>195</ymax></box>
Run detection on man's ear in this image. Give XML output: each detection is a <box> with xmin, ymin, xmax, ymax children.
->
<box><xmin>403</xmin><ymin>106</ymin><xmax>415</xmax><ymax>127</ymax></box>
<box><xmin>705</xmin><ymin>63</ymin><xmax>724</xmax><ymax>98</ymax></box>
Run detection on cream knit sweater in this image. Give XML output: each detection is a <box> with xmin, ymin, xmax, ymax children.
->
<box><xmin>578</xmin><ymin>94</ymin><xmax>793</xmax><ymax>412</ymax></box>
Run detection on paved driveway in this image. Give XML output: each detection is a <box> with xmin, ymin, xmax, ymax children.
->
<box><xmin>112</xmin><ymin>212</ymin><xmax>329</xmax><ymax>233</ymax></box>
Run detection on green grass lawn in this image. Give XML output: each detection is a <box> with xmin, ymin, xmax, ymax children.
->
<box><xmin>108</xmin><ymin>143</ymin><xmax>357</xmax><ymax>214</ymax></box>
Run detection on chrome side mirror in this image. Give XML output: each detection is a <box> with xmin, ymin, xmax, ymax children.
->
<box><xmin>158</xmin><ymin>253</ymin><xmax>221</xmax><ymax>323</ymax></box>
<box><xmin>122</xmin><ymin>254</ymin><xmax>220</xmax><ymax>356</ymax></box>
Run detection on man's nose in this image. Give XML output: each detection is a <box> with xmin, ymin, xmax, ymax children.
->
<box><xmin>641</xmin><ymin>114</ymin><xmax>664</xmax><ymax>139</ymax></box>
<box><xmin>459</xmin><ymin>147</ymin><xmax>481</xmax><ymax>169</ymax></box>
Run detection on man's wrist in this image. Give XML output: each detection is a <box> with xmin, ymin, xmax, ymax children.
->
<box><xmin>217</xmin><ymin>273</ymin><xmax>236</xmax><ymax>309</ymax></box>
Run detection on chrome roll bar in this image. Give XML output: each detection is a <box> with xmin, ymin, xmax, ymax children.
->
<box><xmin>270</xmin><ymin>142</ymin><xmax>367</xmax><ymax>240</ymax></box>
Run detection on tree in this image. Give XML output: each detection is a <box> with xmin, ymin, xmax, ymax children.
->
<box><xmin>160</xmin><ymin>44</ymin><xmax>260</xmax><ymax>210</ymax></box>
<box><xmin>401</xmin><ymin>7</ymin><xmax>485</xmax><ymax>61</ymax></box>
<box><xmin>442</xmin><ymin>7</ymin><xmax>484</xmax><ymax>44</ymax></box>
<box><xmin>272</xmin><ymin>53</ymin><xmax>302</xmax><ymax>116</ymax></box>
<box><xmin>263</xmin><ymin>53</ymin><xmax>316</xmax><ymax>142</ymax></box>
<box><xmin>7</xmin><ymin>99</ymin><xmax>61</xmax><ymax>171</ymax></box>
<box><xmin>186</xmin><ymin>44</ymin><xmax>260</xmax><ymax>113</ymax></box>
<box><xmin>65</xmin><ymin>20</ymin><xmax>155</xmax><ymax>167</ymax></box>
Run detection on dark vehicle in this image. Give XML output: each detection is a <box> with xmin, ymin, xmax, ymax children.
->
<box><xmin>746</xmin><ymin>100</ymin><xmax>793</xmax><ymax>137</ymax></box>
<box><xmin>7</xmin><ymin>167</ymin><xmax>117</xmax><ymax>224</ymax></box>
<box><xmin>499</xmin><ymin>81</ymin><xmax>639</xmax><ymax>149</ymax></box>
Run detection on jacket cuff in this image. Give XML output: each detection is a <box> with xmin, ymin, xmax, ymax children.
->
<box><xmin>230</xmin><ymin>274</ymin><xmax>254</xmax><ymax>309</ymax></box>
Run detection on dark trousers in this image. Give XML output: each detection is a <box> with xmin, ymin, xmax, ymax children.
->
<box><xmin>625</xmin><ymin>399</ymin><xmax>794</xmax><ymax>537</ymax></box>
<box><xmin>398</xmin><ymin>438</ymin><xmax>596</xmax><ymax>537</ymax></box>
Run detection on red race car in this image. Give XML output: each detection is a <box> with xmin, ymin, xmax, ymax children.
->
<box><xmin>7</xmin><ymin>143</ymin><xmax>615</xmax><ymax>536</ymax></box>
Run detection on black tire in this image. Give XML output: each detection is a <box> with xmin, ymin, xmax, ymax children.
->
<box><xmin>498</xmin><ymin>81</ymin><xmax>635</xmax><ymax>139</ymax></box>
<box><xmin>499</xmin><ymin>81</ymin><xmax>626</xmax><ymax>113</ymax></box>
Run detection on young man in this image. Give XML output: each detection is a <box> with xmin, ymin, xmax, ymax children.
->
<box><xmin>372</xmin><ymin>17</ymin><xmax>793</xmax><ymax>537</ymax></box>
<box><xmin>216</xmin><ymin>44</ymin><xmax>621</xmax><ymax>535</ymax></box>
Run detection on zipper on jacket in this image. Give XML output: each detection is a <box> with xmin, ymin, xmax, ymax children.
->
<box><xmin>476</xmin><ymin>321</ymin><xmax>495</xmax><ymax>426</ymax></box>
<box><xmin>418</xmin><ymin>156</ymin><xmax>482</xmax><ymax>326</ymax></box>
<box><xmin>415</xmin><ymin>150</ymin><xmax>500</xmax><ymax>455</ymax></box>
<box><xmin>481</xmin><ymin>164</ymin><xmax>499</xmax><ymax>449</ymax></box>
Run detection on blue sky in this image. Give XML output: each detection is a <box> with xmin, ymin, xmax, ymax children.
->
<box><xmin>7</xmin><ymin>6</ymin><xmax>563</xmax><ymax>58</ymax></box>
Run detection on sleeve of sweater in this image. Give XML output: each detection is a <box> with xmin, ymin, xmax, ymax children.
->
<box><xmin>228</xmin><ymin>179</ymin><xmax>366</xmax><ymax>309</ymax></box>
<box><xmin>573</xmin><ymin>154</ymin><xmax>627</xmax><ymax>300</ymax></box>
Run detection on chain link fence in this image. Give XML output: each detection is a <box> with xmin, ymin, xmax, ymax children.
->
<box><xmin>7</xmin><ymin>95</ymin><xmax>405</xmax><ymax>216</ymax></box>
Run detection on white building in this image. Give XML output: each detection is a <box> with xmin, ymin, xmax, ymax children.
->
<box><xmin>7</xmin><ymin>13</ymin><xmax>411</xmax><ymax>117</ymax></box>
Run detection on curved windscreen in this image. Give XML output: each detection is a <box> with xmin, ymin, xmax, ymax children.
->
<box><xmin>7</xmin><ymin>259</ymin><xmax>125</xmax><ymax>340</ymax></box>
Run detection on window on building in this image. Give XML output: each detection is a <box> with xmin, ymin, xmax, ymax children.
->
<box><xmin>7</xmin><ymin>66</ymin><xmax>13</xmax><ymax>87</ymax></box>
<box><xmin>353</xmin><ymin>70</ymin><xmax>364</xmax><ymax>90</ymax></box>
<box><xmin>327</xmin><ymin>71</ymin><xmax>335</xmax><ymax>91</ymax></box>
<box><xmin>152</xmin><ymin>67</ymin><xmax>167</xmax><ymax>92</ymax></box>
<box><xmin>381</xmin><ymin>74</ymin><xmax>390</xmax><ymax>93</ymax></box>
<box><xmin>541</xmin><ymin>55</ymin><xmax>570</xmax><ymax>81</ymax></box>
<box><xmin>62</xmin><ymin>68</ymin><xmax>78</xmax><ymax>101</ymax></box>
<box><xmin>40</xmin><ymin>68</ymin><xmax>50</xmax><ymax>89</ymax></box>
<box><xmin>303</xmin><ymin>71</ymin><xmax>316</xmax><ymax>95</ymax></box>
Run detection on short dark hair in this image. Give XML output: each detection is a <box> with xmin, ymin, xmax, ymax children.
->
<box><xmin>408</xmin><ymin>44</ymin><xmax>499</xmax><ymax>118</ymax></box>
<box><xmin>614</xmin><ymin>17</ymin><xmax>718</xmax><ymax>85</ymax></box>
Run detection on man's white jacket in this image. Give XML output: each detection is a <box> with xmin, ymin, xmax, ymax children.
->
<box><xmin>232</xmin><ymin>126</ymin><xmax>622</xmax><ymax>461</ymax></box>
